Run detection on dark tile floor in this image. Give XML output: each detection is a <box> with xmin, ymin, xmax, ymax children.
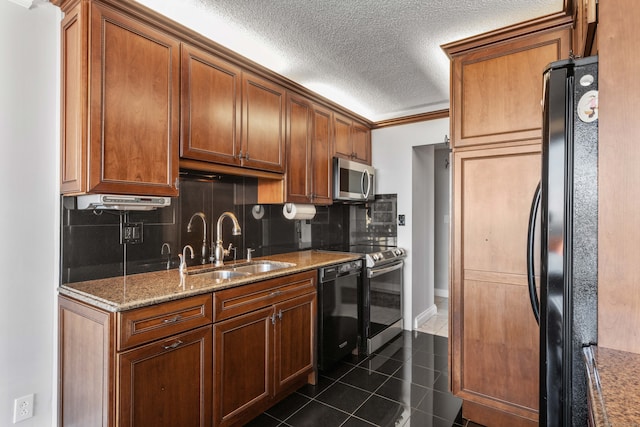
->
<box><xmin>246</xmin><ymin>331</ymin><xmax>468</xmax><ymax>427</ymax></box>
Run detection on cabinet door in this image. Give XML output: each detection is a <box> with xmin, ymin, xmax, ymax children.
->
<box><xmin>451</xmin><ymin>144</ymin><xmax>541</xmax><ymax>426</ymax></box>
<box><xmin>88</xmin><ymin>2</ymin><xmax>179</xmax><ymax>196</ymax></box>
<box><xmin>274</xmin><ymin>292</ymin><xmax>317</xmax><ymax>397</ymax></box>
<box><xmin>351</xmin><ymin>122</ymin><xmax>371</xmax><ymax>165</ymax></box>
<box><xmin>450</xmin><ymin>27</ymin><xmax>570</xmax><ymax>149</ymax></box>
<box><xmin>118</xmin><ymin>326</ymin><xmax>213</xmax><ymax>427</ymax></box>
<box><xmin>286</xmin><ymin>94</ymin><xmax>312</xmax><ymax>203</ymax></box>
<box><xmin>60</xmin><ymin>2</ymin><xmax>88</xmax><ymax>194</ymax></box>
<box><xmin>213</xmin><ymin>306</ymin><xmax>274</xmax><ymax>427</ymax></box>
<box><xmin>242</xmin><ymin>73</ymin><xmax>286</xmax><ymax>172</ymax></box>
<box><xmin>181</xmin><ymin>43</ymin><xmax>242</xmax><ymax>166</ymax></box>
<box><xmin>333</xmin><ymin>112</ymin><xmax>353</xmax><ymax>160</ymax></box>
<box><xmin>310</xmin><ymin>104</ymin><xmax>334</xmax><ymax>204</ymax></box>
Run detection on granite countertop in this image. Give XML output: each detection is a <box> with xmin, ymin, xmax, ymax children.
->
<box><xmin>584</xmin><ymin>346</ymin><xmax>640</xmax><ymax>426</ymax></box>
<box><xmin>58</xmin><ymin>250</ymin><xmax>362</xmax><ymax>312</ymax></box>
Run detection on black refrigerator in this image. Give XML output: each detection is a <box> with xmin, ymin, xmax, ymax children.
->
<box><xmin>527</xmin><ymin>56</ymin><xmax>599</xmax><ymax>427</ymax></box>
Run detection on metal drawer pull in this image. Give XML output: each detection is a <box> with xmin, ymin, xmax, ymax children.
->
<box><xmin>270</xmin><ymin>291</ymin><xmax>282</xmax><ymax>297</ymax></box>
<box><xmin>339</xmin><ymin>341</ymin><xmax>348</xmax><ymax>349</ymax></box>
<box><xmin>163</xmin><ymin>340</ymin><xmax>183</xmax><ymax>350</ymax></box>
<box><xmin>163</xmin><ymin>315</ymin><xmax>182</xmax><ymax>324</ymax></box>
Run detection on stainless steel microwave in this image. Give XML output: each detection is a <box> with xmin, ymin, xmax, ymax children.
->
<box><xmin>333</xmin><ymin>157</ymin><xmax>375</xmax><ymax>202</ymax></box>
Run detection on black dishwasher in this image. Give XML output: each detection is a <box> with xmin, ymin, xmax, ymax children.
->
<box><xmin>317</xmin><ymin>259</ymin><xmax>363</xmax><ymax>371</ymax></box>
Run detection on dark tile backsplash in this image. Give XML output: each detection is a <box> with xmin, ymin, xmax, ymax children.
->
<box><xmin>61</xmin><ymin>175</ymin><xmax>362</xmax><ymax>283</ymax></box>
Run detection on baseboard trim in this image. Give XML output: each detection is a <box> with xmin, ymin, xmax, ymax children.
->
<box><xmin>414</xmin><ymin>304</ymin><xmax>437</xmax><ymax>329</ymax></box>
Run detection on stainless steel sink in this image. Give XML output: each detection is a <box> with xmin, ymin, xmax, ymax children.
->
<box><xmin>232</xmin><ymin>261</ymin><xmax>295</xmax><ymax>274</ymax></box>
<box><xmin>189</xmin><ymin>260</ymin><xmax>295</xmax><ymax>281</ymax></box>
<box><xmin>200</xmin><ymin>270</ymin><xmax>250</xmax><ymax>280</ymax></box>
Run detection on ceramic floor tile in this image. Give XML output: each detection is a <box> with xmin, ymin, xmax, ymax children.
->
<box><xmin>374</xmin><ymin>376</ymin><xmax>431</xmax><ymax>409</ymax></box>
<box><xmin>341</xmin><ymin>416</ymin><xmax>377</xmax><ymax>426</ymax></box>
<box><xmin>266</xmin><ymin>392</ymin><xmax>311</xmax><ymax>421</ymax></box>
<box><xmin>416</xmin><ymin>388</ymin><xmax>463</xmax><ymax>422</ymax></box>
<box><xmin>354</xmin><ymin>394</ymin><xmax>411</xmax><ymax>426</ymax></box>
<box><xmin>255</xmin><ymin>331</ymin><xmax>465</xmax><ymax>427</ymax></box>
<box><xmin>338</xmin><ymin>366</ymin><xmax>389</xmax><ymax>392</ymax></box>
<box><xmin>315</xmin><ymin>382</ymin><xmax>370</xmax><ymax>413</ymax></box>
<box><xmin>358</xmin><ymin>354</ymin><xmax>403</xmax><ymax>376</ymax></box>
<box><xmin>284</xmin><ymin>400</ymin><xmax>349</xmax><ymax>427</ymax></box>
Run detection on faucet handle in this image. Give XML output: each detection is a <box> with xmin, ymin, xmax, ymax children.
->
<box><xmin>227</xmin><ymin>244</ymin><xmax>237</xmax><ymax>262</ymax></box>
<box><xmin>247</xmin><ymin>248</ymin><xmax>255</xmax><ymax>262</ymax></box>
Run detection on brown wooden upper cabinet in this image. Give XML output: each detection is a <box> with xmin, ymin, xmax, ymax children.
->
<box><xmin>286</xmin><ymin>94</ymin><xmax>333</xmax><ymax>205</ymax></box>
<box><xmin>241</xmin><ymin>72</ymin><xmax>286</xmax><ymax>173</ymax></box>
<box><xmin>181</xmin><ymin>47</ymin><xmax>285</xmax><ymax>173</ymax></box>
<box><xmin>333</xmin><ymin>112</ymin><xmax>371</xmax><ymax>165</ymax></box>
<box><xmin>448</xmin><ymin>27</ymin><xmax>571</xmax><ymax>149</ymax></box>
<box><xmin>180</xmin><ymin>43</ymin><xmax>242</xmax><ymax>167</ymax></box>
<box><xmin>60</xmin><ymin>1</ymin><xmax>179</xmax><ymax>196</ymax></box>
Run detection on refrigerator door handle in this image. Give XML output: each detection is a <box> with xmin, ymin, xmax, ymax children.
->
<box><xmin>527</xmin><ymin>182</ymin><xmax>541</xmax><ymax>325</ymax></box>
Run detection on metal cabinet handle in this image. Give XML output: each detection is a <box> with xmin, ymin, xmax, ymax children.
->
<box><xmin>277</xmin><ymin>310</ymin><xmax>282</xmax><ymax>320</ymax></box>
<box><xmin>163</xmin><ymin>340</ymin><xmax>183</xmax><ymax>350</ymax></box>
<box><xmin>163</xmin><ymin>315</ymin><xmax>181</xmax><ymax>324</ymax></box>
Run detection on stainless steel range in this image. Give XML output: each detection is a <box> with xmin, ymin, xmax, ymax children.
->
<box><xmin>351</xmin><ymin>245</ymin><xmax>406</xmax><ymax>355</ymax></box>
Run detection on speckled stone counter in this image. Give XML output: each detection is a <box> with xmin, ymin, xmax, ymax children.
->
<box><xmin>584</xmin><ymin>346</ymin><xmax>640</xmax><ymax>426</ymax></box>
<box><xmin>58</xmin><ymin>250</ymin><xmax>361</xmax><ymax>312</ymax></box>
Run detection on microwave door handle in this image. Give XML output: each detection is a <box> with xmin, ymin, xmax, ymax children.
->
<box><xmin>362</xmin><ymin>169</ymin><xmax>371</xmax><ymax>199</ymax></box>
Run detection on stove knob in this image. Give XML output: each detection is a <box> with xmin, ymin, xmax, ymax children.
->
<box><xmin>372</xmin><ymin>254</ymin><xmax>379</xmax><ymax>261</ymax></box>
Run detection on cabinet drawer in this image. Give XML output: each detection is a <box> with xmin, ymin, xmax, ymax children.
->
<box><xmin>118</xmin><ymin>294</ymin><xmax>213</xmax><ymax>351</ymax></box>
<box><xmin>213</xmin><ymin>271</ymin><xmax>316</xmax><ymax>322</ymax></box>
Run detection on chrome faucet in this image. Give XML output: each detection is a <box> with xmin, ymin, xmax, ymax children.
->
<box><xmin>178</xmin><ymin>245</ymin><xmax>195</xmax><ymax>276</ymax></box>
<box><xmin>187</xmin><ymin>212</ymin><xmax>207</xmax><ymax>264</ymax></box>
<box><xmin>161</xmin><ymin>242</ymin><xmax>171</xmax><ymax>270</ymax></box>
<box><xmin>213</xmin><ymin>212</ymin><xmax>242</xmax><ymax>266</ymax></box>
<box><xmin>247</xmin><ymin>248</ymin><xmax>255</xmax><ymax>262</ymax></box>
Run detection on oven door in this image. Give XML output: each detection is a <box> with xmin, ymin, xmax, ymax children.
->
<box><xmin>361</xmin><ymin>260</ymin><xmax>403</xmax><ymax>353</ymax></box>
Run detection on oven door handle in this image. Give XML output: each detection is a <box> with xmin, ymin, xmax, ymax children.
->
<box><xmin>368</xmin><ymin>261</ymin><xmax>403</xmax><ymax>279</ymax></box>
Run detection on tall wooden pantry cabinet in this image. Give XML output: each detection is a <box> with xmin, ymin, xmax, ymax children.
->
<box><xmin>442</xmin><ymin>14</ymin><xmax>572</xmax><ymax>427</ymax></box>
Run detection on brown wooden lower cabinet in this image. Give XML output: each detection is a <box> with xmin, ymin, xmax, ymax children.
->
<box><xmin>58</xmin><ymin>270</ymin><xmax>317</xmax><ymax>427</ymax></box>
<box><xmin>213</xmin><ymin>272</ymin><xmax>317</xmax><ymax>427</ymax></box>
<box><xmin>118</xmin><ymin>326</ymin><xmax>213</xmax><ymax>427</ymax></box>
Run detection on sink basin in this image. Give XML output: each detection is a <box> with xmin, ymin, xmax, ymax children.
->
<box><xmin>201</xmin><ymin>270</ymin><xmax>250</xmax><ymax>280</ymax></box>
<box><xmin>232</xmin><ymin>261</ymin><xmax>296</xmax><ymax>274</ymax></box>
<box><xmin>188</xmin><ymin>261</ymin><xmax>295</xmax><ymax>282</ymax></box>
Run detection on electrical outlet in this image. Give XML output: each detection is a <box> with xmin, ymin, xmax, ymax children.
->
<box><xmin>121</xmin><ymin>222</ymin><xmax>143</xmax><ymax>244</ymax></box>
<box><xmin>13</xmin><ymin>394</ymin><xmax>34</xmax><ymax>423</ymax></box>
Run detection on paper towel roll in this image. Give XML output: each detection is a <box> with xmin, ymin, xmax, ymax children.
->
<box><xmin>283</xmin><ymin>203</ymin><xmax>316</xmax><ymax>220</ymax></box>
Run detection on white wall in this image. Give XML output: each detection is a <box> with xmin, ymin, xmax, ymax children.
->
<box><xmin>0</xmin><ymin>1</ymin><xmax>60</xmax><ymax>426</ymax></box>
<box><xmin>372</xmin><ymin>118</ymin><xmax>449</xmax><ymax>328</ymax></box>
<box><xmin>434</xmin><ymin>147</ymin><xmax>451</xmax><ymax>296</ymax></box>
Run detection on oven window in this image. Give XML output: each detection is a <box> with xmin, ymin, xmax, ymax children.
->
<box><xmin>368</xmin><ymin>263</ymin><xmax>402</xmax><ymax>337</ymax></box>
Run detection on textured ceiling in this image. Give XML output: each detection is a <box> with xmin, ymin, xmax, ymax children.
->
<box><xmin>137</xmin><ymin>0</ymin><xmax>564</xmax><ymax>122</ymax></box>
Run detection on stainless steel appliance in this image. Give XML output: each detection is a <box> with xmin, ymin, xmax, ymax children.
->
<box><xmin>355</xmin><ymin>245</ymin><xmax>406</xmax><ymax>354</ymax></box>
<box><xmin>317</xmin><ymin>259</ymin><xmax>362</xmax><ymax>371</ymax></box>
<box><xmin>333</xmin><ymin>157</ymin><xmax>375</xmax><ymax>202</ymax></box>
<box><xmin>527</xmin><ymin>56</ymin><xmax>598</xmax><ymax>427</ymax></box>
